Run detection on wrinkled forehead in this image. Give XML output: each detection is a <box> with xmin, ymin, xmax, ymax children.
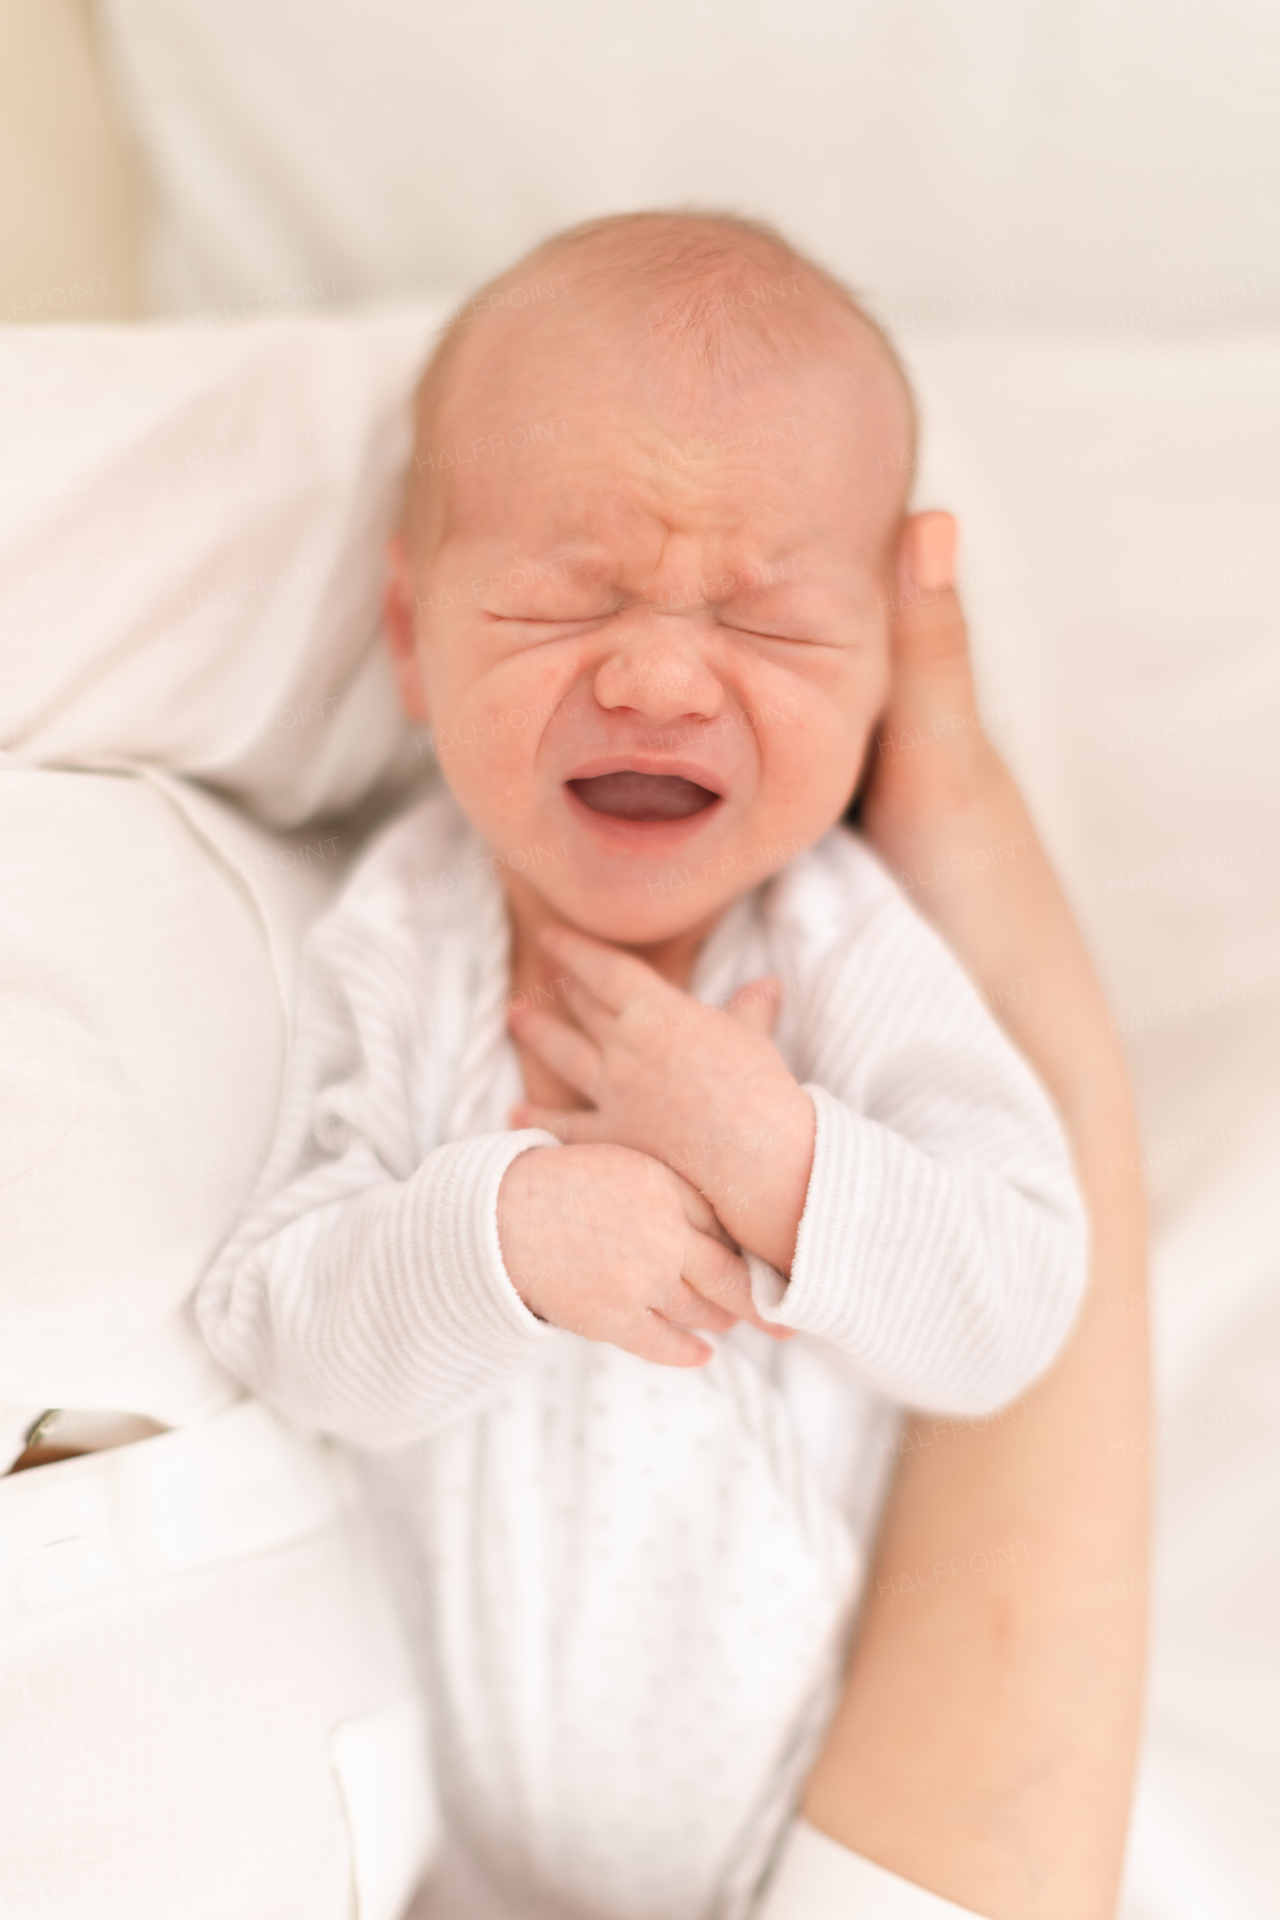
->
<box><xmin>412</xmin><ymin>298</ymin><xmax>913</xmax><ymax>568</ymax></box>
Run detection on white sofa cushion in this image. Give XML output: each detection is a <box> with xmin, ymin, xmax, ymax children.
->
<box><xmin>0</xmin><ymin>305</ymin><xmax>445</xmax><ymax>828</ymax></box>
<box><xmin>0</xmin><ymin>766</ymin><xmax>337</xmax><ymax>1430</ymax></box>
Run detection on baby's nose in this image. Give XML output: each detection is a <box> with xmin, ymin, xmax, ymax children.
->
<box><xmin>593</xmin><ymin>621</ymin><xmax>725</xmax><ymax>724</ymax></box>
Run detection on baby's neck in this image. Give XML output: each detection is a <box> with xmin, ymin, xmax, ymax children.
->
<box><xmin>502</xmin><ymin>871</ymin><xmax>722</xmax><ymax>996</ymax></box>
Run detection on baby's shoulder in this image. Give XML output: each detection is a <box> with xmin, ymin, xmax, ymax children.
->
<box><xmin>767</xmin><ymin>824</ymin><xmax>907</xmax><ymax>960</ymax></box>
<box><xmin>766</xmin><ymin>827</ymin><xmax>1010</xmax><ymax>1083</ymax></box>
<box><xmin>300</xmin><ymin>790</ymin><xmax>487</xmax><ymax>1010</ymax></box>
<box><xmin>766</xmin><ymin>825</ymin><xmax>981</xmax><ymax>1022</ymax></box>
<box><xmin>333</xmin><ymin>789</ymin><xmax>482</xmax><ymax>930</ymax></box>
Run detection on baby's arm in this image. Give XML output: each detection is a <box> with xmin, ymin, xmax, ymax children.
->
<box><xmin>512</xmin><ymin>887</ymin><xmax>1088</xmax><ymax>1416</ymax></box>
<box><xmin>196</xmin><ymin>917</ymin><xmax>552</xmax><ymax>1445</ymax></box>
<box><xmin>510</xmin><ymin>927</ymin><xmax>813</xmax><ymax>1272</ymax></box>
<box><xmin>197</xmin><ymin>909</ymin><xmax>767</xmax><ymax>1448</ymax></box>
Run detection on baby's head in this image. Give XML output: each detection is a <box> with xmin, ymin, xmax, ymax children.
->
<box><xmin>386</xmin><ymin>210</ymin><xmax>916</xmax><ymax>950</ymax></box>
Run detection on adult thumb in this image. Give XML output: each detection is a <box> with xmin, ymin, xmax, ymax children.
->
<box><xmin>889</xmin><ymin>511</ymin><xmax>974</xmax><ymax>704</ymax></box>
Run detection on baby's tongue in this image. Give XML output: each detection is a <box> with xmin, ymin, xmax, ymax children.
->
<box><xmin>568</xmin><ymin>772</ymin><xmax>718</xmax><ymax>822</ymax></box>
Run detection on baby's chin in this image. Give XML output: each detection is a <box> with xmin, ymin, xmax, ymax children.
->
<box><xmin>522</xmin><ymin>871</ymin><xmax>746</xmax><ymax>954</ymax></box>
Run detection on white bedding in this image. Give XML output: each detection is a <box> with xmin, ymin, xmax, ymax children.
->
<box><xmin>7</xmin><ymin>3</ymin><xmax>1280</xmax><ymax>1902</ymax></box>
<box><xmin>0</xmin><ymin>306</ymin><xmax>446</xmax><ymax>827</ymax></box>
<box><xmin>4</xmin><ymin>302</ymin><xmax>1276</xmax><ymax>1913</ymax></box>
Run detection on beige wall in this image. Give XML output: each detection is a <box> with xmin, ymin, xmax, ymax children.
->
<box><xmin>0</xmin><ymin>0</ymin><xmax>141</xmax><ymax>321</ymax></box>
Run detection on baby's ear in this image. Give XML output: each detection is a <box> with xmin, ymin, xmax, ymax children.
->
<box><xmin>384</xmin><ymin>536</ymin><xmax>430</xmax><ymax>723</ymax></box>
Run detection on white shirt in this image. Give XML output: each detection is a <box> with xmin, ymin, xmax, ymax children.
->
<box><xmin>198</xmin><ymin>789</ymin><xmax>1087</xmax><ymax>1449</ymax></box>
<box><xmin>196</xmin><ymin>790</ymin><xmax>1089</xmax><ymax>1917</ymax></box>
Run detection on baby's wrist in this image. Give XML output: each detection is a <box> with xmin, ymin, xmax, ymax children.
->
<box><xmin>495</xmin><ymin>1144</ymin><xmax>553</xmax><ymax>1301</ymax></box>
<box><xmin>694</xmin><ymin>1083</ymin><xmax>815</xmax><ymax>1274</ymax></box>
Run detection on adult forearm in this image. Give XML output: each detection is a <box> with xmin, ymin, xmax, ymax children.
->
<box><xmin>802</xmin><ymin>514</ymin><xmax>1151</xmax><ymax>1917</ymax></box>
<box><xmin>802</xmin><ymin>1078</ymin><xmax>1148</xmax><ymax>1919</ymax></box>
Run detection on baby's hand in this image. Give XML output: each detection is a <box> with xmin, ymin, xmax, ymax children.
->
<box><xmin>497</xmin><ymin>1143</ymin><xmax>781</xmax><ymax>1367</ymax></box>
<box><xmin>509</xmin><ymin>929</ymin><xmax>815</xmax><ymax>1274</ymax></box>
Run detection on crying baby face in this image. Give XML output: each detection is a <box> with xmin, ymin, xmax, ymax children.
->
<box><xmin>385</xmin><ymin>213</ymin><xmax>914</xmax><ymax>951</ymax></box>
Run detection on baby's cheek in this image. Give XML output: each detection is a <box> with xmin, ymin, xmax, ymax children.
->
<box><xmin>762</xmin><ymin>694</ymin><xmax>864</xmax><ymax>822</ymax></box>
<box><xmin>431</xmin><ymin>689</ymin><xmax>537</xmax><ymax>828</ymax></box>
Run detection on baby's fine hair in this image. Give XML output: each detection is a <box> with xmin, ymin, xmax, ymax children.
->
<box><xmin>405</xmin><ymin>208</ymin><xmax>917</xmax><ymax>533</ymax></box>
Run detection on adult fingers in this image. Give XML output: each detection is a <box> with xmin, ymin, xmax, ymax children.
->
<box><xmin>892</xmin><ymin>511</ymin><xmax>962</xmax><ymax>667</ymax></box>
<box><xmin>879</xmin><ymin>512</ymin><xmax>980</xmax><ymax>756</ymax></box>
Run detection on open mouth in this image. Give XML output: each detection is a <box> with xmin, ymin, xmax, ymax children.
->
<box><xmin>567</xmin><ymin>771</ymin><xmax>721</xmax><ymax>823</ymax></box>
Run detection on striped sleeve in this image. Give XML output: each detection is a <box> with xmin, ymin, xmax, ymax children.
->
<box><xmin>196</xmin><ymin>882</ymin><xmax>555</xmax><ymax>1450</ymax></box>
<box><xmin>750</xmin><ymin>862</ymin><xmax>1088</xmax><ymax>1415</ymax></box>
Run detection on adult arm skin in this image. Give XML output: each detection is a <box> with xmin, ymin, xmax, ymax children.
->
<box><xmin>798</xmin><ymin>514</ymin><xmax>1151</xmax><ymax>1920</ymax></box>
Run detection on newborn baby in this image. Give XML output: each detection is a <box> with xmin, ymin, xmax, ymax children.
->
<box><xmin>201</xmin><ymin>212</ymin><xmax>1086</xmax><ymax>1920</ymax></box>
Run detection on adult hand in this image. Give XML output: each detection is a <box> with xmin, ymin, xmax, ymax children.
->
<box><xmin>800</xmin><ymin>510</ymin><xmax>1150</xmax><ymax>1920</ymax></box>
<box><xmin>862</xmin><ymin>512</ymin><xmax>1129</xmax><ymax>1152</ymax></box>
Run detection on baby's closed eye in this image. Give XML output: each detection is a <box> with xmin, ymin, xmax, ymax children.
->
<box><xmin>485</xmin><ymin>608</ymin><xmax>618</xmax><ymax>631</ymax></box>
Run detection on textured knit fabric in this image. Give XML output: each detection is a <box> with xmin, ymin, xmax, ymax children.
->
<box><xmin>198</xmin><ymin>790</ymin><xmax>1086</xmax><ymax>1920</ymax></box>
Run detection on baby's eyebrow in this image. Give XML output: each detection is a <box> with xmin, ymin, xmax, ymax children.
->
<box><xmin>480</xmin><ymin>548</ymin><xmax>840</xmax><ymax>614</ymax></box>
<box><xmin>470</xmin><ymin>556</ymin><xmax>602</xmax><ymax>602</ymax></box>
<box><xmin>497</xmin><ymin>552</ymin><xmax>612</xmax><ymax>593</ymax></box>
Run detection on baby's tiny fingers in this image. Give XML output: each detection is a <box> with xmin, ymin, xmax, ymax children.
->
<box><xmin>627</xmin><ymin>1313</ymin><xmax>713</xmax><ymax>1370</ymax></box>
<box><xmin>563</xmin><ymin>976</ymin><xmax>613</xmax><ymax>1043</ymax></box>
<box><xmin>684</xmin><ymin>1233</ymin><xmax>799</xmax><ymax>1341</ymax></box>
<box><xmin>682</xmin><ymin>1231</ymin><xmax>753</xmax><ymax>1317</ymax></box>
<box><xmin>540</xmin><ymin>925</ymin><xmax>666</xmax><ymax>1017</ymax></box>
<box><xmin>723</xmin><ymin>975</ymin><xmax>783</xmax><ymax>1035</ymax></box>
<box><xmin>651</xmin><ymin>1274</ymin><xmax>738</xmax><ymax>1334</ymax></box>
<box><xmin>509</xmin><ymin>1006</ymin><xmax>602</xmax><ymax>1099</ymax></box>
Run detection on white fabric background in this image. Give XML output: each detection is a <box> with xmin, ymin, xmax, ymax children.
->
<box><xmin>99</xmin><ymin>0</ymin><xmax>1278</xmax><ymax>331</ymax></box>
<box><xmin>5</xmin><ymin>304</ymin><xmax>1278</xmax><ymax>1920</ymax></box>
<box><xmin>0</xmin><ymin>308</ymin><xmax>444</xmax><ymax>827</ymax></box>
<box><xmin>6</xmin><ymin>3</ymin><xmax>1278</xmax><ymax>1910</ymax></box>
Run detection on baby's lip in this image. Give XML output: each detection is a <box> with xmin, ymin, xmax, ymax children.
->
<box><xmin>563</xmin><ymin>754</ymin><xmax>728</xmax><ymax>796</ymax></box>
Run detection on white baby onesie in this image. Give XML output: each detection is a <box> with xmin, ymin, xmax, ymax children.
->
<box><xmin>199</xmin><ymin>790</ymin><xmax>1086</xmax><ymax>1920</ymax></box>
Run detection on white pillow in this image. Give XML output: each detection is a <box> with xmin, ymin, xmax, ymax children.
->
<box><xmin>98</xmin><ymin>0</ymin><xmax>1278</xmax><ymax>328</ymax></box>
<box><xmin>0</xmin><ymin>303</ymin><xmax>448</xmax><ymax>828</ymax></box>
<box><xmin>0</xmin><ymin>765</ymin><xmax>337</xmax><ymax>1425</ymax></box>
